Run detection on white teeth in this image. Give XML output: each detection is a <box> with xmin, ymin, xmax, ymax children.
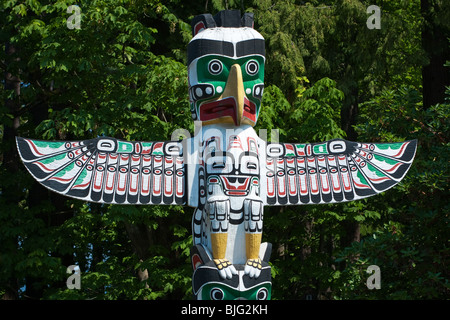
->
<box><xmin>195</xmin><ymin>87</ymin><xmax>203</xmax><ymax>98</ymax></box>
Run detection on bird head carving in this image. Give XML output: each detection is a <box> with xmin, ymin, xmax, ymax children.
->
<box><xmin>187</xmin><ymin>10</ymin><xmax>265</xmax><ymax>127</ymax></box>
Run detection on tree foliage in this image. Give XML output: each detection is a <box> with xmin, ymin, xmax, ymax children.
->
<box><xmin>1</xmin><ymin>0</ymin><xmax>448</xmax><ymax>300</ymax></box>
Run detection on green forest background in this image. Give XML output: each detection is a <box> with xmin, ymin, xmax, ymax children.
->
<box><xmin>0</xmin><ymin>0</ymin><xmax>448</xmax><ymax>300</ymax></box>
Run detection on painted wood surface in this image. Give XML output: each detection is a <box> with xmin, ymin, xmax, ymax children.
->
<box><xmin>16</xmin><ymin>10</ymin><xmax>417</xmax><ymax>300</ymax></box>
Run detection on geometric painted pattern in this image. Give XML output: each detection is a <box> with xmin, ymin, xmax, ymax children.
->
<box><xmin>16</xmin><ymin>137</ymin><xmax>186</xmax><ymax>205</ymax></box>
<box><xmin>15</xmin><ymin>9</ymin><xmax>419</xmax><ymax>300</ymax></box>
<box><xmin>265</xmin><ymin>139</ymin><xmax>417</xmax><ymax>206</ymax></box>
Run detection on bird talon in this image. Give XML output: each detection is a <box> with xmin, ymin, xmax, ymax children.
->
<box><xmin>244</xmin><ymin>258</ymin><xmax>262</xmax><ymax>278</ymax></box>
<box><xmin>213</xmin><ymin>259</ymin><xmax>237</xmax><ymax>279</ymax></box>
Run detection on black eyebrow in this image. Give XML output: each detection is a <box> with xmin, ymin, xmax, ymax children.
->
<box><xmin>187</xmin><ymin>39</ymin><xmax>234</xmax><ymax>65</ymax></box>
<box><xmin>187</xmin><ymin>38</ymin><xmax>266</xmax><ymax>65</ymax></box>
<box><xmin>236</xmin><ymin>39</ymin><xmax>265</xmax><ymax>57</ymax></box>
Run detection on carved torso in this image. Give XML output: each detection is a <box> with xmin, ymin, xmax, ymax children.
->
<box><xmin>191</xmin><ymin>124</ymin><xmax>264</xmax><ymax>265</ymax></box>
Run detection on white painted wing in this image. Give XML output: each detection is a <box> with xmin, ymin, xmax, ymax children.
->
<box><xmin>16</xmin><ymin>136</ymin><xmax>187</xmax><ymax>205</ymax></box>
<box><xmin>262</xmin><ymin>138</ymin><xmax>417</xmax><ymax>206</ymax></box>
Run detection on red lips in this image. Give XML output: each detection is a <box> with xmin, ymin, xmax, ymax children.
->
<box><xmin>199</xmin><ymin>97</ymin><xmax>256</xmax><ymax>125</ymax></box>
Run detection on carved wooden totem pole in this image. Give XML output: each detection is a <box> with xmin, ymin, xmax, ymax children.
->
<box><xmin>16</xmin><ymin>10</ymin><xmax>417</xmax><ymax>300</ymax></box>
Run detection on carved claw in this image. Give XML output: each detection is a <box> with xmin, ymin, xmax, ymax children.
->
<box><xmin>213</xmin><ymin>258</ymin><xmax>238</xmax><ymax>280</ymax></box>
<box><xmin>244</xmin><ymin>258</ymin><xmax>262</xmax><ymax>278</ymax></box>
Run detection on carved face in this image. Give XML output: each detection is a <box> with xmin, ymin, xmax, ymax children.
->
<box><xmin>188</xmin><ymin>26</ymin><xmax>265</xmax><ymax>127</ymax></box>
<box><xmin>200</xmin><ymin>282</ymin><xmax>271</xmax><ymax>300</ymax></box>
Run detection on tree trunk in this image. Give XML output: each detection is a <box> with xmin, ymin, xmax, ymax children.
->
<box><xmin>340</xmin><ymin>221</ymin><xmax>361</xmax><ymax>249</ymax></box>
<box><xmin>124</xmin><ymin>221</ymin><xmax>153</xmax><ymax>287</ymax></box>
<box><xmin>1</xmin><ymin>42</ymin><xmax>21</xmax><ymax>300</ymax></box>
<box><xmin>341</xmin><ymin>86</ymin><xmax>359</xmax><ymax>142</ymax></box>
<box><xmin>3</xmin><ymin>42</ymin><xmax>20</xmax><ymax>173</ymax></box>
<box><xmin>421</xmin><ymin>0</ymin><xmax>450</xmax><ymax>109</ymax></box>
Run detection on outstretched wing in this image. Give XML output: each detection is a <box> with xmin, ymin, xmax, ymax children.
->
<box><xmin>16</xmin><ymin>137</ymin><xmax>187</xmax><ymax>205</ymax></box>
<box><xmin>263</xmin><ymin>139</ymin><xmax>417</xmax><ymax>206</ymax></box>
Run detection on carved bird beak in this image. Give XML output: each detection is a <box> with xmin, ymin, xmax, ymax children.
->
<box><xmin>221</xmin><ymin>64</ymin><xmax>245</xmax><ymax>125</ymax></box>
<box><xmin>199</xmin><ymin>63</ymin><xmax>254</xmax><ymax>126</ymax></box>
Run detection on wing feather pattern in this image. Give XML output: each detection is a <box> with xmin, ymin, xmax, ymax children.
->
<box><xmin>264</xmin><ymin>139</ymin><xmax>417</xmax><ymax>205</ymax></box>
<box><xmin>16</xmin><ymin>137</ymin><xmax>187</xmax><ymax>205</ymax></box>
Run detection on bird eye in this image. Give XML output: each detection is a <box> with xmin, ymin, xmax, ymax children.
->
<box><xmin>245</xmin><ymin>60</ymin><xmax>259</xmax><ymax>75</ymax></box>
<box><xmin>208</xmin><ymin>59</ymin><xmax>223</xmax><ymax>75</ymax></box>
<box><xmin>210</xmin><ymin>288</ymin><xmax>224</xmax><ymax>300</ymax></box>
<box><xmin>256</xmin><ymin>288</ymin><xmax>268</xmax><ymax>300</ymax></box>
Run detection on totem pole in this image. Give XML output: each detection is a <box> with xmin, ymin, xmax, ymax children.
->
<box><xmin>16</xmin><ymin>10</ymin><xmax>417</xmax><ymax>300</ymax></box>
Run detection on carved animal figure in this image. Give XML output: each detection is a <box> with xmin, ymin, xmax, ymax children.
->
<box><xmin>16</xmin><ymin>10</ymin><xmax>416</xmax><ymax>300</ymax></box>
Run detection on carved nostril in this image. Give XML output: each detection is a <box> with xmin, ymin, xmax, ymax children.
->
<box><xmin>190</xmin><ymin>84</ymin><xmax>215</xmax><ymax>100</ymax></box>
<box><xmin>253</xmin><ymin>84</ymin><xmax>264</xmax><ymax>99</ymax></box>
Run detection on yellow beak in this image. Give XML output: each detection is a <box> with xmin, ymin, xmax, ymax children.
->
<box><xmin>221</xmin><ymin>64</ymin><xmax>245</xmax><ymax>125</ymax></box>
<box><xmin>200</xmin><ymin>63</ymin><xmax>247</xmax><ymax>126</ymax></box>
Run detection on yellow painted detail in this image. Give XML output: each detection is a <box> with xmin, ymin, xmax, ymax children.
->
<box><xmin>211</xmin><ymin>232</ymin><xmax>228</xmax><ymax>260</ymax></box>
<box><xmin>245</xmin><ymin>232</ymin><xmax>262</xmax><ymax>260</ymax></box>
